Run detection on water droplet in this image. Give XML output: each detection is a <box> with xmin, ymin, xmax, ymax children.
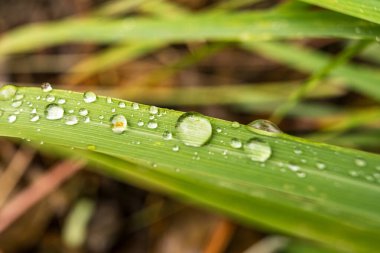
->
<box><xmin>216</xmin><ymin>127</ymin><xmax>222</xmax><ymax>133</ymax></box>
<box><xmin>31</xmin><ymin>108</ymin><xmax>37</xmax><ymax>114</ymax></box>
<box><xmin>175</xmin><ymin>112</ymin><xmax>212</xmax><ymax>147</ymax></box>
<box><xmin>287</xmin><ymin>162</ymin><xmax>300</xmax><ymax>172</ymax></box>
<box><xmin>230</xmin><ymin>138</ymin><xmax>242</xmax><ymax>149</ymax></box>
<box><xmin>0</xmin><ymin>85</ymin><xmax>17</xmax><ymax>100</ymax></box>
<box><xmin>11</xmin><ymin>100</ymin><xmax>23</xmax><ymax>108</ymax></box>
<box><xmin>41</xmin><ymin>82</ymin><xmax>53</xmax><ymax>92</ymax></box>
<box><xmin>132</xmin><ymin>103</ymin><xmax>140</xmax><ymax>110</ymax></box>
<box><xmin>244</xmin><ymin>138</ymin><xmax>272</xmax><ymax>162</ymax></box>
<box><xmin>83</xmin><ymin>91</ymin><xmax>97</xmax><ymax>103</ymax></box>
<box><xmin>294</xmin><ymin>149</ymin><xmax>302</xmax><ymax>155</ymax></box>
<box><xmin>84</xmin><ymin>117</ymin><xmax>90</xmax><ymax>123</ymax></box>
<box><xmin>68</xmin><ymin>109</ymin><xmax>74</xmax><ymax>114</ymax></box>
<box><xmin>172</xmin><ymin>145</ymin><xmax>180</xmax><ymax>152</ymax></box>
<box><xmin>8</xmin><ymin>114</ymin><xmax>17</xmax><ymax>123</ymax></box>
<box><xmin>111</xmin><ymin>108</ymin><xmax>116</xmax><ymax>113</ymax></box>
<box><xmin>316</xmin><ymin>162</ymin><xmax>326</xmax><ymax>170</ymax></box>
<box><xmin>355</xmin><ymin>158</ymin><xmax>366</xmax><ymax>167</ymax></box>
<box><xmin>137</xmin><ymin>120</ymin><xmax>144</xmax><ymax>127</ymax></box>
<box><xmin>162</xmin><ymin>131</ymin><xmax>173</xmax><ymax>140</ymax></box>
<box><xmin>118</xmin><ymin>102</ymin><xmax>126</xmax><ymax>108</ymax></box>
<box><xmin>147</xmin><ymin>121</ymin><xmax>158</xmax><ymax>129</ymax></box>
<box><xmin>110</xmin><ymin>115</ymin><xmax>127</xmax><ymax>134</ymax></box>
<box><xmin>57</xmin><ymin>98</ymin><xmax>66</xmax><ymax>104</ymax></box>
<box><xmin>79</xmin><ymin>108</ymin><xmax>88</xmax><ymax>116</ymax></box>
<box><xmin>231</xmin><ymin>121</ymin><xmax>240</xmax><ymax>128</ymax></box>
<box><xmin>46</xmin><ymin>94</ymin><xmax>55</xmax><ymax>102</ymax></box>
<box><xmin>349</xmin><ymin>170</ymin><xmax>359</xmax><ymax>177</ymax></box>
<box><xmin>297</xmin><ymin>171</ymin><xmax>306</xmax><ymax>178</ymax></box>
<box><xmin>15</xmin><ymin>94</ymin><xmax>24</xmax><ymax>100</ymax></box>
<box><xmin>30</xmin><ymin>114</ymin><xmax>40</xmax><ymax>122</ymax></box>
<box><xmin>45</xmin><ymin>104</ymin><xmax>64</xmax><ymax>120</ymax></box>
<box><xmin>65</xmin><ymin>115</ymin><xmax>79</xmax><ymax>125</ymax></box>
<box><xmin>149</xmin><ymin>106</ymin><xmax>158</xmax><ymax>114</ymax></box>
<box><xmin>247</xmin><ymin>119</ymin><xmax>282</xmax><ymax>134</ymax></box>
<box><xmin>106</xmin><ymin>97</ymin><xmax>113</xmax><ymax>104</ymax></box>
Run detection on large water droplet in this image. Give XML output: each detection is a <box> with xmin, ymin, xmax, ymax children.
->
<box><xmin>230</xmin><ymin>138</ymin><xmax>242</xmax><ymax>149</ymax></box>
<box><xmin>316</xmin><ymin>162</ymin><xmax>326</xmax><ymax>170</ymax></box>
<box><xmin>244</xmin><ymin>138</ymin><xmax>271</xmax><ymax>162</ymax></box>
<box><xmin>83</xmin><ymin>91</ymin><xmax>97</xmax><ymax>103</ymax></box>
<box><xmin>0</xmin><ymin>85</ymin><xmax>17</xmax><ymax>101</ymax></box>
<box><xmin>247</xmin><ymin>119</ymin><xmax>282</xmax><ymax>134</ymax></box>
<box><xmin>110</xmin><ymin>115</ymin><xmax>127</xmax><ymax>134</ymax></box>
<box><xmin>41</xmin><ymin>82</ymin><xmax>53</xmax><ymax>92</ymax></box>
<box><xmin>45</xmin><ymin>104</ymin><xmax>64</xmax><ymax>120</ymax></box>
<box><xmin>175</xmin><ymin>112</ymin><xmax>212</xmax><ymax>147</ymax></box>
<box><xmin>65</xmin><ymin>115</ymin><xmax>79</xmax><ymax>125</ymax></box>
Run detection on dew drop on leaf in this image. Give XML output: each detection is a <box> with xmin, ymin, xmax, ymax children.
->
<box><xmin>247</xmin><ymin>119</ymin><xmax>282</xmax><ymax>134</ymax></box>
<box><xmin>162</xmin><ymin>131</ymin><xmax>173</xmax><ymax>140</ymax></box>
<box><xmin>79</xmin><ymin>108</ymin><xmax>88</xmax><ymax>116</ymax></box>
<box><xmin>30</xmin><ymin>114</ymin><xmax>40</xmax><ymax>122</ymax></box>
<box><xmin>118</xmin><ymin>102</ymin><xmax>126</xmax><ymax>108</ymax></box>
<box><xmin>316</xmin><ymin>162</ymin><xmax>326</xmax><ymax>170</ymax></box>
<box><xmin>230</xmin><ymin>138</ymin><xmax>242</xmax><ymax>149</ymax></box>
<box><xmin>147</xmin><ymin>121</ymin><xmax>158</xmax><ymax>129</ymax></box>
<box><xmin>231</xmin><ymin>121</ymin><xmax>240</xmax><ymax>128</ymax></box>
<box><xmin>8</xmin><ymin>114</ymin><xmax>17</xmax><ymax>123</ymax></box>
<box><xmin>0</xmin><ymin>85</ymin><xmax>17</xmax><ymax>101</ymax></box>
<box><xmin>110</xmin><ymin>114</ymin><xmax>127</xmax><ymax>134</ymax></box>
<box><xmin>172</xmin><ymin>145</ymin><xmax>180</xmax><ymax>152</ymax></box>
<box><xmin>65</xmin><ymin>115</ymin><xmax>79</xmax><ymax>125</ymax></box>
<box><xmin>83</xmin><ymin>91</ymin><xmax>97</xmax><ymax>103</ymax></box>
<box><xmin>57</xmin><ymin>98</ymin><xmax>66</xmax><ymax>105</ymax></box>
<box><xmin>175</xmin><ymin>112</ymin><xmax>212</xmax><ymax>147</ymax></box>
<box><xmin>132</xmin><ymin>103</ymin><xmax>140</xmax><ymax>110</ymax></box>
<box><xmin>244</xmin><ymin>137</ymin><xmax>271</xmax><ymax>162</ymax></box>
<box><xmin>149</xmin><ymin>106</ymin><xmax>158</xmax><ymax>114</ymax></box>
<box><xmin>355</xmin><ymin>158</ymin><xmax>366</xmax><ymax>167</ymax></box>
<box><xmin>11</xmin><ymin>100</ymin><xmax>23</xmax><ymax>108</ymax></box>
<box><xmin>45</xmin><ymin>104</ymin><xmax>64</xmax><ymax>120</ymax></box>
<box><xmin>41</xmin><ymin>82</ymin><xmax>53</xmax><ymax>92</ymax></box>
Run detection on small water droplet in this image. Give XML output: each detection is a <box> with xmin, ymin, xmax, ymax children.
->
<box><xmin>41</xmin><ymin>82</ymin><xmax>53</xmax><ymax>92</ymax></box>
<box><xmin>83</xmin><ymin>91</ymin><xmax>97</xmax><ymax>103</ymax></box>
<box><xmin>57</xmin><ymin>98</ymin><xmax>66</xmax><ymax>104</ymax></box>
<box><xmin>355</xmin><ymin>158</ymin><xmax>366</xmax><ymax>167</ymax></box>
<box><xmin>99</xmin><ymin>115</ymin><xmax>104</xmax><ymax>120</ymax></box>
<box><xmin>316</xmin><ymin>162</ymin><xmax>326</xmax><ymax>170</ymax></box>
<box><xmin>149</xmin><ymin>106</ymin><xmax>158</xmax><ymax>114</ymax></box>
<box><xmin>287</xmin><ymin>162</ymin><xmax>300</xmax><ymax>172</ymax></box>
<box><xmin>0</xmin><ymin>85</ymin><xmax>17</xmax><ymax>100</ymax></box>
<box><xmin>110</xmin><ymin>115</ymin><xmax>127</xmax><ymax>134</ymax></box>
<box><xmin>244</xmin><ymin>138</ymin><xmax>271</xmax><ymax>162</ymax></box>
<box><xmin>132</xmin><ymin>103</ymin><xmax>140</xmax><ymax>110</ymax></box>
<box><xmin>247</xmin><ymin>119</ymin><xmax>282</xmax><ymax>134</ymax></box>
<box><xmin>118</xmin><ymin>102</ymin><xmax>126</xmax><ymax>108</ymax></box>
<box><xmin>297</xmin><ymin>171</ymin><xmax>306</xmax><ymax>178</ymax></box>
<box><xmin>36</xmin><ymin>95</ymin><xmax>41</xmax><ymax>100</ymax></box>
<box><xmin>172</xmin><ymin>145</ymin><xmax>180</xmax><ymax>152</ymax></box>
<box><xmin>349</xmin><ymin>170</ymin><xmax>359</xmax><ymax>177</ymax></box>
<box><xmin>65</xmin><ymin>115</ymin><xmax>79</xmax><ymax>125</ymax></box>
<box><xmin>87</xmin><ymin>145</ymin><xmax>96</xmax><ymax>151</ymax></box>
<box><xmin>294</xmin><ymin>149</ymin><xmax>302</xmax><ymax>155</ymax></box>
<box><xmin>45</xmin><ymin>104</ymin><xmax>64</xmax><ymax>120</ymax></box>
<box><xmin>111</xmin><ymin>108</ymin><xmax>116</xmax><ymax>113</ymax></box>
<box><xmin>68</xmin><ymin>109</ymin><xmax>74</xmax><ymax>114</ymax></box>
<box><xmin>31</xmin><ymin>108</ymin><xmax>37</xmax><ymax>114</ymax></box>
<box><xmin>79</xmin><ymin>108</ymin><xmax>88</xmax><ymax>116</ymax></box>
<box><xmin>11</xmin><ymin>100</ymin><xmax>23</xmax><ymax>108</ymax></box>
<box><xmin>175</xmin><ymin>112</ymin><xmax>212</xmax><ymax>147</ymax></box>
<box><xmin>137</xmin><ymin>120</ymin><xmax>144</xmax><ymax>127</ymax></box>
<box><xmin>106</xmin><ymin>97</ymin><xmax>113</xmax><ymax>103</ymax></box>
<box><xmin>231</xmin><ymin>121</ymin><xmax>240</xmax><ymax>128</ymax></box>
<box><xmin>147</xmin><ymin>121</ymin><xmax>158</xmax><ymax>129</ymax></box>
<box><xmin>230</xmin><ymin>138</ymin><xmax>242</xmax><ymax>149</ymax></box>
<box><xmin>14</xmin><ymin>94</ymin><xmax>24</xmax><ymax>100</ymax></box>
<box><xmin>30</xmin><ymin>114</ymin><xmax>40</xmax><ymax>122</ymax></box>
<box><xmin>46</xmin><ymin>94</ymin><xmax>55</xmax><ymax>102</ymax></box>
<box><xmin>8</xmin><ymin>114</ymin><xmax>17</xmax><ymax>123</ymax></box>
<box><xmin>216</xmin><ymin>127</ymin><xmax>222</xmax><ymax>133</ymax></box>
<box><xmin>84</xmin><ymin>117</ymin><xmax>90</xmax><ymax>123</ymax></box>
<box><xmin>162</xmin><ymin>131</ymin><xmax>173</xmax><ymax>140</ymax></box>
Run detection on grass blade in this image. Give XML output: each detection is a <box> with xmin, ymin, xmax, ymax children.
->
<box><xmin>0</xmin><ymin>86</ymin><xmax>379</xmax><ymax>252</ymax></box>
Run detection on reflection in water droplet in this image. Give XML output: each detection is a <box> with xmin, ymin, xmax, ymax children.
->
<box><xmin>149</xmin><ymin>106</ymin><xmax>158</xmax><ymax>114</ymax></box>
<box><xmin>355</xmin><ymin>158</ymin><xmax>366</xmax><ymax>167</ymax></box>
<box><xmin>162</xmin><ymin>131</ymin><xmax>173</xmax><ymax>140</ymax></box>
<box><xmin>247</xmin><ymin>119</ymin><xmax>282</xmax><ymax>134</ymax></box>
<box><xmin>79</xmin><ymin>108</ymin><xmax>88</xmax><ymax>116</ymax></box>
<box><xmin>172</xmin><ymin>145</ymin><xmax>180</xmax><ymax>152</ymax></box>
<box><xmin>65</xmin><ymin>115</ymin><xmax>79</xmax><ymax>125</ymax></box>
<box><xmin>41</xmin><ymin>82</ymin><xmax>53</xmax><ymax>92</ymax></box>
<box><xmin>30</xmin><ymin>114</ymin><xmax>40</xmax><ymax>122</ymax></box>
<box><xmin>244</xmin><ymin>138</ymin><xmax>271</xmax><ymax>162</ymax></box>
<box><xmin>349</xmin><ymin>170</ymin><xmax>358</xmax><ymax>177</ymax></box>
<box><xmin>230</xmin><ymin>138</ymin><xmax>242</xmax><ymax>149</ymax></box>
<box><xmin>147</xmin><ymin>121</ymin><xmax>158</xmax><ymax>129</ymax></box>
<box><xmin>175</xmin><ymin>112</ymin><xmax>212</xmax><ymax>147</ymax></box>
<box><xmin>0</xmin><ymin>85</ymin><xmax>17</xmax><ymax>101</ymax></box>
<box><xmin>8</xmin><ymin>115</ymin><xmax>17</xmax><ymax>123</ymax></box>
<box><xmin>110</xmin><ymin>114</ymin><xmax>127</xmax><ymax>134</ymax></box>
<box><xmin>45</xmin><ymin>104</ymin><xmax>64</xmax><ymax>120</ymax></box>
<box><xmin>83</xmin><ymin>91</ymin><xmax>97</xmax><ymax>103</ymax></box>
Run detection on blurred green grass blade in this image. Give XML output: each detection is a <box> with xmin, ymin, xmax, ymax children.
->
<box><xmin>1</xmin><ymin>11</ymin><xmax>380</xmax><ymax>55</ymax></box>
<box><xmin>360</xmin><ymin>43</ymin><xmax>380</xmax><ymax>65</ymax></box>
<box><xmin>1</xmin><ymin>86</ymin><xmax>380</xmax><ymax>253</ymax></box>
<box><xmin>105</xmin><ymin>81</ymin><xmax>344</xmax><ymax>106</ymax></box>
<box><xmin>270</xmin><ymin>40</ymin><xmax>370</xmax><ymax>123</ymax></box>
<box><xmin>64</xmin><ymin>42</ymin><xmax>163</xmax><ymax>85</ymax></box>
<box><xmin>299</xmin><ymin>0</ymin><xmax>380</xmax><ymax>25</ymax></box>
<box><xmin>93</xmin><ymin>0</ymin><xmax>147</xmax><ymax>16</ymax></box>
<box><xmin>245</xmin><ymin>41</ymin><xmax>380</xmax><ymax>101</ymax></box>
